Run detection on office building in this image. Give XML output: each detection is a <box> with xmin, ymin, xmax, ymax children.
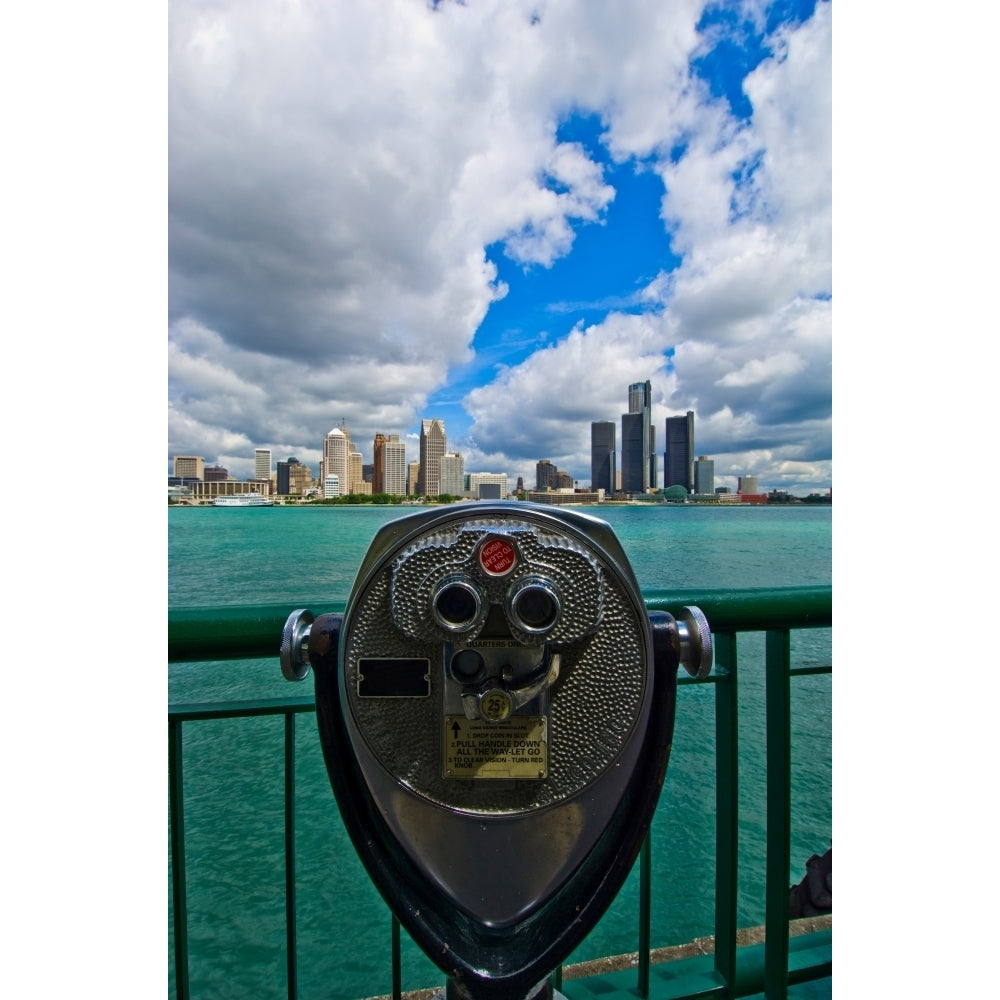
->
<box><xmin>372</xmin><ymin>434</ymin><xmax>388</xmax><ymax>492</ymax></box>
<box><xmin>173</xmin><ymin>456</ymin><xmax>205</xmax><ymax>480</ymax></box>
<box><xmin>278</xmin><ymin>457</ymin><xmax>312</xmax><ymax>495</ymax></box>
<box><xmin>323</xmin><ymin>425</ymin><xmax>351</xmax><ymax>493</ymax></box>
<box><xmin>408</xmin><ymin>461</ymin><xmax>421</xmax><ymax>496</ymax></box>
<box><xmin>323</xmin><ymin>474</ymin><xmax>341</xmax><ymax>498</ymax></box>
<box><xmin>590</xmin><ymin>421</ymin><xmax>616</xmax><ymax>493</ymax></box>
<box><xmin>620</xmin><ymin>412</ymin><xmax>646</xmax><ymax>493</ymax></box>
<box><xmin>204</xmin><ymin>465</ymin><xmax>229</xmax><ymax>482</ymax></box>
<box><xmin>378</xmin><ymin>434</ymin><xmax>407</xmax><ymax>496</ymax></box>
<box><xmin>277</xmin><ymin>460</ymin><xmax>292</xmax><ymax>495</ymax></box>
<box><xmin>468</xmin><ymin>472</ymin><xmax>509</xmax><ymax>500</ymax></box>
<box><xmin>254</xmin><ymin>449</ymin><xmax>272</xmax><ymax>480</ymax></box>
<box><xmin>664</xmin><ymin>411</ymin><xmax>695</xmax><ymax>493</ymax></box>
<box><xmin>536</xmin><ymin>459</ymin><xmax>558</xmax><ymax>491</ymax></box>
<box><xmin>694</xmin><ymin>456</ymin><xmax>715</xmax><ymax>495</ymax></box>
<box><xmin>440</xmin><ymin>452</ymin><xmax>465</xmax><ymax>496</ymax></box>
<box><xmin>622</xmin><ymin>381</ymin><xmax>656</xmax><ymax>493</ymax></box>
<box><xmin>417</xmin><ymin>418</ymin><xmax>446</xmax><ymax>495</ymax></box>
<box><xmin>348</xmin><ymin>450</ymin><xmax>364</xmax><ymax>493</ymax></box>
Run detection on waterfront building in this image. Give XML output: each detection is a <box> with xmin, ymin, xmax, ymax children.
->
<box><xmin>278</xmin><ymin>457</ymin><xmax>312</xmax><ymax>495</ymax></box>
<box><xmin>324</xmin><ymin>426</ymin><xmax>351</xmax><ymax>494</ymax></box>
<box><xmin>254</xmin><ymin>449</ymin><xmax>272</xmax><ymax>480</ymax></box>
<box><xmin>664</xmin><ymin>411</ymin><xmax>695</xmax><ymax>493</ymax></box>
<box><xmin>527</xmin><ymin>489</ymin><xmax>601</xmax><ymax>505</ymax></box>
<box><xmin>468</xmin><ymin>472</ymin><xmax>509</xmax><ymax>500</ymax></box>
<box><xmin>694</xmin><ymin>456</ymin><xmax>715</xmax><ymax>496</ymax></box>
<box><xmin>417</xmin><ymin>419</ymin><xmax>446</xmax><ymax>495</ymax></box>
<box><xmin>372</xmin><ymin>434</ymin><xmax>388</xmax><ymax>493</ymax></box>
<box><xmin>408</xmin><ymin>461</ymin><xmax>420</xmax><ymax>496</ymax></box>
<box><xmin>620</xmin><ymin>412</ymin><xmax>646</xmax><ymax>493</ymax></box>
<box><xmin>204</xmin><ymin>465</ymin><xmax>230</xmax><ymax>482</ymax></box>
<box><xmin>439</xmin><ymin>452</ymin><xmax>465</xmax><ymax>496</ymax></box>
<box><xmin>323</xmin><ymin>474</ymin><xmax>341</xmax><ymax>498</ymax></box>
<box><xmin>625</xmin><ymin>381</ymin><xmax>656</xmax><ymax>491</ymax></box>
<box><xmin>381</xmin><ymin>435</ymin><xmax>407</xmax><ymax>496</ymax></box>
<box><xmin>173</xmin><ymin>455</ymin><xmax>205</xmax><ymax>480</ymax></box>
<box><xmin>590</xmin><ymin>421</ymin><xmax>616</xmax><ymax>494</ymax></box>
<box><xmin>536</xmin><ymin>459</ymin><xmax>558</xmax><ymax>491</ymax></box>
<box><xmin>185</xmin><ymin>480</ymin><xmax>274</xmax><ymax>503</ymax></box>
<box><xmin>277</xmin><ymin>460</ymin><xmax>291</xmax><ymax>495</ymax></box>
<box><xmin>348</xmin><ymin>449</ymin><xmax>364</xmax><ymax>493</ymax></box>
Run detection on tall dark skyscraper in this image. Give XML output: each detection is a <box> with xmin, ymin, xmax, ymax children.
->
<box><xmin>417</xmin><ymin>418</ymin><xmax>446</xmax><ymax>495</ymax></box>
<box><xmin>621</xmin><ymin>381</ymin><xmax>656</xmax><ymax>493</ymax></box>
<box><xmin>664</xmin><ymin>411</ymin><xmax>695</xmax><ymax>492</ymax></box>
<box><xmin>590</xmin><ymin>421</ymin><xmax>616</xmax><ymax>493</ymax></box>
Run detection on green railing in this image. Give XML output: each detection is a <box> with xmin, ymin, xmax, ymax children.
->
<box><xmin>169</xmin><ymin>586</ymin><xmax>832</xmax><ymax>1000</ymax></box>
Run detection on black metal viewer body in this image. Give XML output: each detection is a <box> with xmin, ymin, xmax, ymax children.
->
<box><xmin>280</xmin><ymin>502</ymin><xmax>711</xmax><ymax>1000</ymax></box>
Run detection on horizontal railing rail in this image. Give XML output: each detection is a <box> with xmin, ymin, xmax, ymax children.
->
<box><xmin>169</xmin><ymin>586</ymin><xmax>831</xmax><ymax>1000</ymax></box>
<box><xmin>167</xmin><ymin>586</ymin><xmax>831</xmax><ymax>662</ymax></box>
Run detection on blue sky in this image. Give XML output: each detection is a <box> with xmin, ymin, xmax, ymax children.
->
<box><xmin>168</xmin><ymin>0</ymin><xmax>832</xmax><ymax>493</ymax></box>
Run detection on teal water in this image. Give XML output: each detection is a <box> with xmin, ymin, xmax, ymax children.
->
<box><xmin>169</xmin><ymin>504</ymin><xmax>832</xmax><ymax>999</ymax></box>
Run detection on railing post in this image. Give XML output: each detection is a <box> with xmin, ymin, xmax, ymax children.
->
<box><xmin>168</xmin><ymin>717</ymin><xmax>190</xmax><ymax>1000</ymax></box>
<box><xmin>284</xmin><ymin>711</ymin><xmax>299</xmax><ymax>1000</ymax></box>
<box><xmin>638</xmin><ymin>830</ymin><xmax>651</xmax><ymax>997</ymax></box>
<box><xmin>764</xmin><ymin>629</ymin><xmax>792</xmax><ymax>1000</ymax></box>
<box><xmin>392</xmin><ymin>915</ymin><xmax>402</xmax><ymax>1000</ymax></box>
<box><xmin>713</xmin><ymin>631</ymin><xmax>739</xmax><ymax>995</ymax></box>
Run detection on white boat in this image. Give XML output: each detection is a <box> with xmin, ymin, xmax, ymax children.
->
<box><xmin>212</xmin><ymin>492</ymin><xmax>275</xmax><ymax>508</ymax></box>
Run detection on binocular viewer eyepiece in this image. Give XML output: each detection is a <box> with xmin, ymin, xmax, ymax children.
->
<box><xmin>281</xmin><ymin>502</ymin><xmax>711</xmax><ymax>1000</ymax></box>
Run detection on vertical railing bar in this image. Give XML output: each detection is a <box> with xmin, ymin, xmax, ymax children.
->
<box><xmin>764</xmin><ymin>629</ymin><xmax>792</xmax><ymax>1000</ymax></box>
<box><xmin>638</xmin><ymin>830</ymin><xmax>651</xmax><ymax>997</ymax></box>
<box><xmin>392</xmin><ymin>915</ymin><xmax>402</xmax><ymax>1000</ymax></box>
<box><xmin>284</xmin><ymin>711</ymin><xmax>298</xmax><ymax>1000</ymax></box>
<box><xmin>168</xmin><ymin>717</ymin><xmax>191</xmax><ymax>1000</ymax></box>
<box><xmin>713</xmin><ymin>631</ymin><xmax>739</xmax><ymax>996</ymax></box>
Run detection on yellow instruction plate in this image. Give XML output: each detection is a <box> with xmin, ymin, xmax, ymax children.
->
<box><xmin>443</xmin><ymin>715</ymin><xmax>547</xmax><ymax>779</ymax></box>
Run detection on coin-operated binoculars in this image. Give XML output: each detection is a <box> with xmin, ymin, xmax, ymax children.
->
<box><xmin>280</xmin><ymin>502</ymin><xmax>711</xmax><ymax>1000</ymax></box>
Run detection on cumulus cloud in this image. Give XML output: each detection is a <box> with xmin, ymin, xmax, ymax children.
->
<box><xmin>462</xmin><ymin>1</ymin><xmax>831</xmax><ymax>492</ymax></box>
<box><xmin>169</xmin><ymin>0</ymin><xmax>831</xmax><ymax>495</ymax></box>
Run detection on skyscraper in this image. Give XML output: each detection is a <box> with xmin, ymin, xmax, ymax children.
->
<box><xmin>622</xmin><ymin>381</ymin><xmax>656</xmax><ymax>493</ymax></box>
<box><xmin>372</xmin><ymin>433</ymin><xmax>388</xmax><ymax>493</ymax></box>
<box><xmin>590</xmin><ymin>421</ymin><xmax>616</xmax><ymax>493</ymax></box>
<box><xmin>439</xmin><ymin>452</ymin><xmax>465</xmax><ymax>496</ymax></box>
<box><xmin>417</xmin><ymin>418</ymin><xmax>446</xmax><ymax>496</ymax></box>
<box><xmin>694</xmin><ymin>456</ymin><xmax>714</xmax><ymax>495</ymax></box>
<box><xmin>348</xmin><ymin>449</ymin><xmax>364</xmax><ymax>493</ymax></box>
<box><xmin>536</xmin><ymin>459</ymin><xmax>558</xmax><ymax>491</ymax></box>
<box><xmin>382</xmin><ymin>434</ymin><xmax>407</xmax><ymax>496</ymax></box>
<box><xmin>254</xmin><ymin>449</ymin><xmax>272</xmax><ymax>480</ymax></box>
<box><xmin>664</xmin><ymin>411</ymin><xmax>695</xmax><ymax>493</ymax></box>
<box><xmin>324</xmin><ymin>425</ymin><xmax>350</xmax><ymax>492</ymax></box>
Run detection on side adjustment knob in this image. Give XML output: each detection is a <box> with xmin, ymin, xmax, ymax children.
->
<box><xmin>280</xmin><ymin>609</ymin><xmax>314</xmax><ymax>681</ymax></box>
<box><xmin>676</xmin><ymin>606</ymin><xmax>713</xmax><ymax>678</ymax></box>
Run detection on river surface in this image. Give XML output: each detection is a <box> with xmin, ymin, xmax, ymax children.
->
<box><xmin>168</xmin><ymin>503</ymin><xmax>832</xmax><ymax>999</ymax></box>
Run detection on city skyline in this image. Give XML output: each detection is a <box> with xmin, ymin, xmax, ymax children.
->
<box><xmin>172</xmin><ymin>393</ymin><xmax>786</xmax><ymax>497</ymax></box>
<box><xmin>168</xmin><ymin>1</ymin><xmax>831</xmax><ymax>496</ymax></box>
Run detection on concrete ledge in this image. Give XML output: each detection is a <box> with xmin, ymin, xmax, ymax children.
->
<box><xmin>366</xmin><ymin>916</ymin><xmax>833</xmax><ymax>999</ymax></box>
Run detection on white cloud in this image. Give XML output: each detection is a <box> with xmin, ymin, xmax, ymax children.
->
<box><xmin>169</xmin><ymin>0</ymin><xmax>832</xmax><ymax>495</ymax></box>
<box><xmin>460</xmin><ymin>2</ymin><xmax>832</xmax><ymax>493</ymax></box>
